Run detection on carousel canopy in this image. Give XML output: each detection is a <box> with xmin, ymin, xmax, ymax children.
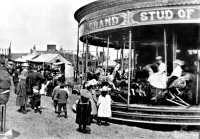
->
<box><xmin>101</xmin><ymin>59</ymin><xmax>119</xmax><ymax>68</ymax></box>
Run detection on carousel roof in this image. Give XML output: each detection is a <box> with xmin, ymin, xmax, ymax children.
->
<box><xmin>75</xmin><ymin>0</ymin><xmax>200</xmax><ymax>23</ymax></box>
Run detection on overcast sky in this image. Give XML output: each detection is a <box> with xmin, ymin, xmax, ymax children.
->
<box><xmin>0</xmin><ymin>0</ymin><xmax>95</xmax><ymax>53</ymax></box>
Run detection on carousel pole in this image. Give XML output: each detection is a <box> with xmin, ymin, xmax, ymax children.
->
<box><xmin>196</xmin><ymin>27</ymin><xmax>200</xmax><ymax>105</ymax></box>
<box><xmin>43</xmin><ymin>62</ymin><xmax>45</xmax><ymax>73</ymax></box>
<box><xmin>106</xmin><ymin>36</ymin><xmax>110</xmax><ymax>75</ymax></box>
<box><xmin>121</xmin><ymin>42</ymin><xmax>125</xmax><ymax>72</ymax></box>
<box><xmin>164</xmin><ymin>28</ymin><xmax>167</xmax><ymax>70</ymax></box>
<box><xmin>102</xmin><ymin>45</ymin><xmax>105</xmax><ymax>74</ymax></box>
<box><xmin>76</xmin><ymin>23</ymin><xmax>80</xmax><ymax>82</ymax></box>
<box><xmin>81</xmin><ymin>44</ymin><xmax>85</xmax><ymax>84</ymax></box>
<box><xmin>117</xmin><ymin>49</ymin><xmax>119</xmax><ymax>65</ymax></box>
<box><xmin>197</xmin><ymin>49</ymin><xmax>200</xmax><ymax>105</ymax></box>
<box><xmin>132</xmin><ymin>45</ymin><xmax>135</xmax><ymax>78</ymax></box>
<box><xmin>127</xmin><ymin>30</ymin><xmax>132</xmax><ymax>107</ymax></box>
<box><xmin>156</xmin><ymin>46</ymin><xmax>158</xmax><ymax>57</ymax></box>
<box><xmin>172</xmin><ymin>31</ymin><xmax>177</xmax><ymax>69</ymax></box>
<box><xmin>85</xmin><ymin>37</ymin><xmax>89</xmax><ymax>81</ymax></box>
<box><xmin>96</xmin><ymin>46</ymin><xmax>99</xmax><ymax>67</ymax></box>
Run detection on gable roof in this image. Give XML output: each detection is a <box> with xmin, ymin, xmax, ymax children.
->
<box><xmin>30</xmin><ymin>53</ymin><xmax>72</xmax><ymax>65</ymax></box>
<box><xmin>15</xmin><ymin>53</ymin><xmax>39</xmax><ymax>63</ymax></box>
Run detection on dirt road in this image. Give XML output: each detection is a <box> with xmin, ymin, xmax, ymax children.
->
<box><xmin>5</xmin><ymin>92</ymin><xmax>199</xmax><ymax>139</ymax></box>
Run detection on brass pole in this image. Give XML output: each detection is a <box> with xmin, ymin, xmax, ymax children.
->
<box><xmin>81</xmin><ymin>44</ymin><xmax>85</xmax><ymax>84</ymax></box>
<box><xmin>156</xmin><ymin>46</ymin><xmax>158</xmax><ymax>57</ymax></box>
<box><xmin>132</xmin><ymin>46</ymin><xmax>135</xmax><ymax>78</ymax></box>
<box><xmin>102</xmin><ymin>45</ymin><xmax>105</xmax><ymax>74</ymax></box>
<box><xmin>106</xmin><ymin>36</ymin><xmax>110</xmax><ymax>75</ymax></box>
<box><xmin>196</xmin><ymin>27</ymin><xmax>200</xmax><ymax>105</ymax></box>
<box><xmin>172</xmin><ymin>31</ymin><xmax>177</xmax><ymax>69</ymax></box>
<box><xmin>128</xmin><ymin>30</ymin><xmax>132</xmax><ymax>107</ymax></box>
<box><xmin>164</xmin><ymin>28</ymin><xmax>167</xmax><ymax>71</ymax></box>
<box><xmin>121</xmin><ymin>42</ymin><xmax>125</xmax><ymax>72</ymax></box>
<box><xmin>85</xmin><ymin>38</ymin><xmax>89</xmax><ymax>81</ymax></box>
<box><xmin>117</xmin><ymin>49</ymin><xmax>119</xmax><ymax>65</ymax></box>
<box><xmin>76</xmin><ymin>24</ymin><xmax>80</xmax><ymax>82</ymax></box>
<box><xmin>96</xmin><ymin>46</ymin><xmax>99</xmax><ymax>67</ymax></box>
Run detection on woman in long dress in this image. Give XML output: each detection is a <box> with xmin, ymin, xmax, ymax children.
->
<box><xmin>76</xmin><ymin>89</ymin><xmax>91</xmax><ymax>134</ymax></box>
<box><xmin>16</xmin><ymin>75</ymin><xmax>27</xmax><ymax>114</ymax></box>
<box><xmin>86</xmin><ymin>84</ymin><xmax>98</xmax><ymax>122</ymax></box>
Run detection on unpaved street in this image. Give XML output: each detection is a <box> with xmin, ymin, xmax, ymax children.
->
<box><xmin>5</xmin><ymin>92</ymin><xmax>199</xmax><ymax>139</ymax></box>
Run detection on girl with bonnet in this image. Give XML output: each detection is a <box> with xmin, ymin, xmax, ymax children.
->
<box><xmin>97</xmin><ymin>86</ymin><xmax>112</xmax><ymax>126</ymax></box>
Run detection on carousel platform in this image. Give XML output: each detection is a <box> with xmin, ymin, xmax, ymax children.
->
<box><xmin>110</xmin><ymin>103</ymin><xmax>200</xmax><ymax>126</ymax></box>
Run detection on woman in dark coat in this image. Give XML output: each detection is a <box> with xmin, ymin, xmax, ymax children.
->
<box><xmin>76</xmin><ymin>89</ymin><xmax>91</xmax><ymax>134</ymax></box>
<box><xmin>16</xmin><ymin>75</ymin><xmax>27</xmax><ymax>114</ymax></box>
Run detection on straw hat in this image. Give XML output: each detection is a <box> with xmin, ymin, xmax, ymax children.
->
<box><xmin>33</xmin><ymin>86</ymin><xmax>39</xmax><ymax>93</ymax></box>
<box><xmin>80</xmin><ymin>89</ymin><xmax>90</xmax><ymax>99</ymax></box>
<box><xmin>86</xmin><ymin>79</ymin><xmax>98</xmax><ymax>87</ymax></box>
<box><xmin>18</xmin><ymin>75</ymin><xmax>26</xmax><ymax>80</ymax></box>
<box><xmin>173</xmin><ymin>59</ymin><xmax>184</xmax><ymax>66</ymax></box>
<box><xmin>155</xmin><ymin>56</ymin><xmax>163</xmax><ymax>60</ymax></box>
<box><xmin>99</xmin><ymin>86</ymin><xmax>111</xmax><ymax>92</ymax></box>
<box><xmin>89</xmin><ymin>79</ymin><xmax>98</xmax><ymax>86</ymax></box>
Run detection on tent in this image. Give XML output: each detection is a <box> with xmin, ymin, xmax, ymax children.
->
<box><xmin>101</xmin><ymin>59</ymin><xmax>119</xmax><ymax>68</ymax></box>
<box><xmin>30</xmin><ymin>54</ymin><xmax>74</xmax><ymax>78</ymax></box>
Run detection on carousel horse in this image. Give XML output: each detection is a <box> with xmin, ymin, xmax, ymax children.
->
<box><xmin>113</xmin><ymin>69</ymin><xmax>129</xmax><ymax>89</ymax></box>
<box><xmin>166</xmin><ymin>73</ymin><xmax>194</xmax><ymax>107</ymax></box>
<box><xmin>86</xmin><ymin>71</ymin><xmax>101</xmax><ymax>81</ymax></box>
<box><xmin>130</xmin><ymin>69</ymin><xmax>151</xmax><ymax>104</ymax></box>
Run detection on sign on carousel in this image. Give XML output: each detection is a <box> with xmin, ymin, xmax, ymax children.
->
<box><xmin>131</xmin><ymin>7</ymin><xmax>200</xmax><ymax>25</ymax></box>
<box><xmin>84</xmin><ymin>13</ymin><xmax>127</xmax><ymax>33</ymax></box>
<box><xmin>82</xmin><ymin>7</ymin><xmax>200</xmax><ymax>35</ymax></box>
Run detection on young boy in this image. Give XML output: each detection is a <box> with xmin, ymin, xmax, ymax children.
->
<box><xmin>33</xmin><ymin>86</ymin><xmax>42</xmax><ymax>114</ymax></box>
<box><xmin>56</xmin><ymin>84</ymin><xmax>68</xmax><ymax>118</ymax></box>
<box><xmin>52</xmin><ymin>81</ymin><xmax>61</xmax><ymax>113</ymax></box>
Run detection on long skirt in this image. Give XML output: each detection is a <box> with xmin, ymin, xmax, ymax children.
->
<box><xmin>16</xmin><ymin>96</ymin><xmax>27</xmax><ymax>106</ymax></box>
<box><xmin>76</xmin><ymin>101</ymin><xmax>91</xmax><ymax>125</ymax></box>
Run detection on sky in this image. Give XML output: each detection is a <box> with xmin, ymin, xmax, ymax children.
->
<box><xmin>0</xmin><ymin>0</ymin><xmax>96</xmax><ymax>53</ymax></box>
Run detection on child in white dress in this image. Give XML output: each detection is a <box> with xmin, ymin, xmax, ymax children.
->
<box><xmin>97</xmin><ymin>86</ymin><xmax>112</xmax><ymax>126</ymax></box>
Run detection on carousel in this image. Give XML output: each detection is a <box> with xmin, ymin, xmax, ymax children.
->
<box><xmin>74</xmin><ymin>0</ymin><xmax>200</xmax><ymax>125</ymax></box>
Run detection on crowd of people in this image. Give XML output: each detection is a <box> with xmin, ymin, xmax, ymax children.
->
<box><xmin>8</xmin><ymin>61</ymin><xmax>112</xmax><ymax>134</ymax></box>
<box><xmin>11</xmin><ymin>64</ymin><xmax>69</xmax><ymax>114</ymax></box>
<box><xmin>0</xmin><ymin>54</ymin><xmax>195</xmax><ymax>135</ymax></box>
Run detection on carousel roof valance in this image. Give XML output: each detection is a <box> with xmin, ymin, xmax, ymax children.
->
<box><xmin>75</xmin><ymin>0</ymin><xmax>200</xmax><ymax>23</ymax></box>
<box><xmin>75</xmin><ymin>0</ymin><xmax>200</xmax><ymax>44</ymax></box>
